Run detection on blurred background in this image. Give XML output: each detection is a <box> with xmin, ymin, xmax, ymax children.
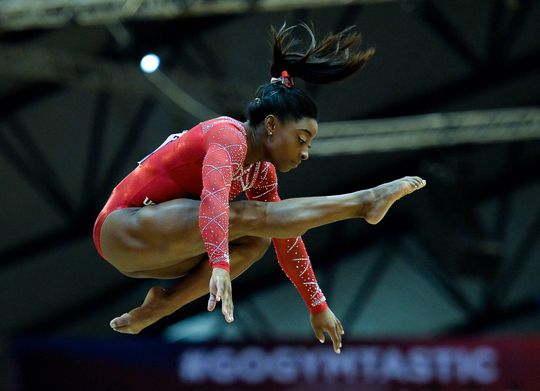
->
<box><xmin>1</xmin><ymin>0</ymin><xmax>540</xmax><ymax>390</ymax></box>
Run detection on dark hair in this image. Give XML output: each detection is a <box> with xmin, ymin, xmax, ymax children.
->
<box><xmin>246</xmin><ymin>22</ymin><xmax>375</xmax><ymax>127</ymax></box>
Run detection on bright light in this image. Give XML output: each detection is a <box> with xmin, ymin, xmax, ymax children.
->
<box><xmin>140</xmin><ymin>53</ymin><xmax>160</xmax><ymax>74</ymax></box>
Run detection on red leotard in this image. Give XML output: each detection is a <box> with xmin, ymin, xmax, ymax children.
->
<box><xmin>93</xmin><ymin>116</ymin><xmax>327</xmax><ymax>313</ymax></box>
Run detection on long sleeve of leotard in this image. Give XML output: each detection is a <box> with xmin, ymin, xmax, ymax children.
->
<box><xmin>246</xmin><ymin>163</ymin><xmax>328</xmax><ymax>313</ymax></box>
<box><xmin>200</xmin><ymin>123</ymin><xmax>247</xmax><ymax>272</ymax></box>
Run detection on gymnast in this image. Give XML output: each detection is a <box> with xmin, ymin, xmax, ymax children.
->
<box><xmin>93</xmin><ymin>23</ymin><xmax>426</xmax><ymax>354</ymax></box>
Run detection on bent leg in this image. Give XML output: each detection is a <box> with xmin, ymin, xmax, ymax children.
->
<box><xmin>110</xmin><ymin>236</ymin><xmax>271</xmax><ymax>334</ymax></box>
<box><xmin>100</xmin><ymin>176</ymin><xmax>426</xmax><ymax>274</ymax></box>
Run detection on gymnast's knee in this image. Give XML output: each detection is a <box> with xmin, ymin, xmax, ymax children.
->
<box><xmin>134</xmin><ymin>205</ymin><xmax>159</xmax><ymax>231</ymax></box>
<box><xmin>229</xmin><ymin>200</ymin><xmax>268</xmax><ymax>234</ymax></box>
<box><xmin>233</xmin><ymin>236</ymin><xmax>271</xmax><ymax>265</ymax></box>
<box><xmin>251</xmin><ymin>237</ymin><xmax>272</xmax><ymax>262</ymax></box>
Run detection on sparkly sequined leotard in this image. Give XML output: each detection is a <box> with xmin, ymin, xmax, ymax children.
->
<box><xmin>93</xmin><ymin>116</ymin><xmax>327</xmax><ymax>313</ymax></box>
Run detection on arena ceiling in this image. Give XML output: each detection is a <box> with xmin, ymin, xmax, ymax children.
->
<box><xmin>1</xmin><ymin>0</ymin><xmax>539</xmax><ymax>370</ymax></box>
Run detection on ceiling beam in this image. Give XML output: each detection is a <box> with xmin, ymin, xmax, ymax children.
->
<box><xmin>0</xmin><ymin>0</ymin><xmax>397</xmax><ymax>31</ymax></box>
<box><xmin>314</xmin><ymin>107</ymin><xmax>540</xmax><ymax>156</ymax></box>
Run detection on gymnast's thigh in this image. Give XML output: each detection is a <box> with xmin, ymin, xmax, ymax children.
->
<box><xmin>99</xmin><ymin>202</ymin><xmax>206</xmax><ymax>274</ymax></box>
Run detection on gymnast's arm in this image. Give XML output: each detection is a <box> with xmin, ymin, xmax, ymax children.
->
<box><xmin>246</xmin><ymin>163</ymin><xmax>344</xmax><ymax>353</ymax></box>
<box><xmin>200</xmin><ymin>124</ymin><xmax>247</xmax><ymax>323</ymax></box>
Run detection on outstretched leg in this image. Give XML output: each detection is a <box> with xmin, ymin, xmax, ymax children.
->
<box><xmin>110</xmin><ymin>236</ymin><xmax>271</xmax><ymax>334</ymax></box>
<box><xmin>241</xmin><ymin>176</ymin><xmax>427</xmax><ymax>238</ymax></box>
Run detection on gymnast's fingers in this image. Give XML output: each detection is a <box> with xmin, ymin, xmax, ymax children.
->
<box><xmin>216</xmin><ymin>276</ymin><xmax>225</xmax><ymax>304</ymax></box>
<box><xmin>337</xmin><ymin>319</ymin><xmax>345</xmax><ymax>335</ymax></box>
<box><xmin>208</xmin><ymin>273</ymin><xmax>219</xmax><ymax>311</ymax></box>
<box><xmin>328</xmin><ymin>327</ymin><xmax>342</xmax><ymax>354</ymax></box>
<box><xmin>313</xmin><ymin>327</ymin><xmax>325</xmax><ymax>344</ymax></box>
<box><xmin>222</xmin><ymin>281</ymin><xmax>234</xmax><ymax>323</ymax></box>
<box><xmin>207</xmin><ymin>292</ymin><xmax>217</xmax><ymax>311</ymax></box>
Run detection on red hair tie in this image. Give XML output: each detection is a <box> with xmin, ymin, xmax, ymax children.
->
<box><xmin>270</xmin><ymin>70</ymin><xmax>294</xmax><ymax>88</ymax></box>
<box><xmin>281</xmin><ymin>70</ymin><xmax>294</xmax><ymax>88</ymax></box>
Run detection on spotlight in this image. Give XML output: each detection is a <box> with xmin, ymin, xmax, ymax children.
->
<box><xmin>140</xmin><ymin>53</ymin><xmax>160</xmax><ymax>74</ymax></box>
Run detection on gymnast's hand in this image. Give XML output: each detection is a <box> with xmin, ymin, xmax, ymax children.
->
<box><xmin>310</xmin><ymin>307</ymin><xmax>344</xmax><ymax>354</ymax></box>
<box><xmin>208</xmin><ymin>267</ymin><xmax>234</xmax><ymax>323</ymax></box>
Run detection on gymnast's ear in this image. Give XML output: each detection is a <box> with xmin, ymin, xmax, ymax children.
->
<box><xmin>263</xmin><ymin>114</ymin><xmax>279</xmax><ymax>134</ymax></box>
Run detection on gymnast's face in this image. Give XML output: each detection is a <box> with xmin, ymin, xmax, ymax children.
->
<box><xmin>264</xmin><ymin>115</ymin><xmax>318</xmax><ymax>173</ymax></box>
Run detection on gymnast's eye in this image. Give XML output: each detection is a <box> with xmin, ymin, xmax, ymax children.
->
<box><xmin>298</xmin><ymin>137</ymin><xmax>306</xmax><ymax>145</ymax></box>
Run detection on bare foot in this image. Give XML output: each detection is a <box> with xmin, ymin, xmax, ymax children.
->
<box><xmin>363</xmin><ymin>176</ymin><xmax>426</xmax><ymax>225</ymax></box>
<box><xmin>110</xmin><ymin>286</ymin><xmax>171</xmax><ymax>334</ymax></box>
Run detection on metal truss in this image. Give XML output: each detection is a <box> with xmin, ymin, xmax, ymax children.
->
<box><xmin>0</xmin><ymin>0</ymin><xmax>395</xmax><ymax>31</ymax></box>
<box><xmin>314</xmin><ymin>108</ymin><xmax>540</xmax><ymax>156</ymax></box>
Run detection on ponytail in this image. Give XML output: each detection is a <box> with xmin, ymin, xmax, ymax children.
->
<box><xmin>271</xmin><ymin>22</ymin><xmax>374</xmax><ymax>84</ymax></box>
<box><xmin>245</xmin><ymin>22</ymin><xmax>374</xmax><ymax>127</ymax></box>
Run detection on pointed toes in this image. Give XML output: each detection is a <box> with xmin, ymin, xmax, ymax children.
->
<box><xmin>110</xmin><ymin>313</ymin><xmax>132</xmax><ymax>329</ymax></box>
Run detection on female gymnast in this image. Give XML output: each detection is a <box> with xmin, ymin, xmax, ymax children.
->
<box><xmin>93</xmin><ymin>23</ymin><xmax>426</xmax><ymax>354</ymax></box>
